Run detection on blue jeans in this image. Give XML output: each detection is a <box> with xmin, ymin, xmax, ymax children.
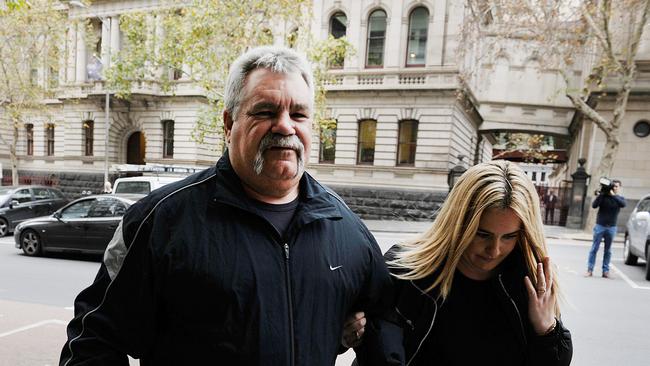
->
<box><xmin>588</xmin><ymin>224</ymin><xmax>617</xmax><ymax>273</ymax></box>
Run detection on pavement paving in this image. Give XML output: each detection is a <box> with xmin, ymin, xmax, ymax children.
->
<box><xmin>364</xmin><ymin>219</ymin><xmax>625</xmax><ymax>245</ymax></box>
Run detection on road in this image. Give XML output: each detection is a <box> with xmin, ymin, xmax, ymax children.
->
<box><xmin>1</xmin><ymin>231</ymin><xmax>649</xmax><ymax>366</ymax></box>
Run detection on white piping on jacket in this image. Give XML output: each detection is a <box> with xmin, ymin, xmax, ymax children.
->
<box><xmin>406</xmin><ymin>280</ymin><xmax>438</xmax><ymax>366</ymax></box>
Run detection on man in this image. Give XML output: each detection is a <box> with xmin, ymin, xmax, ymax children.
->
<box><xmin>543</xmin><ymin>189</ymin><xmax>557</xmax><ymax>224</ymax></box>
<box><xmin>60</xmin><ymin>46</ymin><xmax>390</xmax><ymax>365</ymax></box>
<box><xmin>586</xmin><ymin>179</ymin><xmax>626</xmax><ymax>278</ymax></box>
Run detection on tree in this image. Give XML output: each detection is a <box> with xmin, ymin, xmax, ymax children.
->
<box><xmin>461</xmin><ymin>0</ymin><xmax>650</xmax><ymax>228</ymax></box>
<box><xmin>0</xmin><ymin>0</ymin><xmax>66</xmax><ymax>184</ymax></box>
<box><xmin>106</xmin><ymin>0</ymin><xmax>352</xmax><ymax>149</ymax></box>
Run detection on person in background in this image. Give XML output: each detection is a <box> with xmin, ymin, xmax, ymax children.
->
<box><xmin>60</xmin><ymin>46</ymin><xmax>391</xmax><ymax>366</ymax></box>
<box><xmin>543</xmin><ymin>189</ymin><xmax>557</xmax><ymax>225</ymax></box>
<box><xmin>351</xmin><ymin>160</ymin><xmax>572</xmax><ymax>366</ymax></box>
<box><xmin>586</xmin><ymin>179</ymin><xmax>625</xmax><ymax>278</ymax></box>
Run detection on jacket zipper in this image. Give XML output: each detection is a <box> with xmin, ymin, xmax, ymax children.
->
<box><xmin>283</xmin><ymin>242</ymin><xmax>295</xmax><ymax>366</ymax></box>
<box><xmin>498</xmin><ymin>274</ymin><xmax>528</xmax><ymax>345</ymax></box>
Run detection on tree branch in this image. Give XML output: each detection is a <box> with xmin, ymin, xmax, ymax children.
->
<box><xmin>566</xmin><ymin>93</ymin><xmax>611</xmax><ymax>134</ymax></box>
<box><xmin>582</xmin><ymin>2</ymin><xmax>622</xmax><ymax>72</ymax></box>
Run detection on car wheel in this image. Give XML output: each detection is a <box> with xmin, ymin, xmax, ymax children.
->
<box><xmin>21</xmin><ymin>230</ymin><xmax>42</xmax><ymax>257</ymax></box>
<box><xmin>623</xmin><ymin>235</ymin><xmax>638</xmax><ymax>265</ymax></box>
<box><xmin>0</xmin><ymin>218</ymin><xmax>7</xmax><ymax>237</ymax></box>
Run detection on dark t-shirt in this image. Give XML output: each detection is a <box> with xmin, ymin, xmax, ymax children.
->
<box><xmin>249</xmin><ymin>197</ymin><xmax>299</xmax><ymax>238</ymax></box>
<box><xmin>423</xmin><ymin>270</ymin><xmax>522</xmax><ymax>365</ymax></box>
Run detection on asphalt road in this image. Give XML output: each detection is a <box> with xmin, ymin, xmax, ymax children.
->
<box><xmin>1</xmin><ymin>231</ymin><xmax>649</xmax><ymax>366</ymax></box>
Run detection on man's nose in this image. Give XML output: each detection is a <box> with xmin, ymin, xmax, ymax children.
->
<box><xmin>272</xmin><ymin>110</ymin><xmax>295</xmax><ymax>135</ymax></box>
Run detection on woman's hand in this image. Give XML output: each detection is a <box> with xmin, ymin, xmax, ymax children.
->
<box><xmin>524</xmin><ymin>257</ymin><xmax>557</xmax><ymax>335</ymax></box>
<box><xmin>341</xmin><ymin>311</ymin><xmax>366</xmax><ymax>348</ymax></box>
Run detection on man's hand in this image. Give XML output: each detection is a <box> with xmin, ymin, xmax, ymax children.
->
<box><xmin>341</xmin><ymin>311</ymin><xmax>366</xmax><ymax>348</ymax></box>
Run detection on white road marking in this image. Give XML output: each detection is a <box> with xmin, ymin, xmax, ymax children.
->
<box><xmin>611</xmin><ymin>264</ymin><xmax>650</xmax><ymax>290</ymax></box>
<box><xmin>64</xmin><ymin>306</ymin><xmax>74</xmax><ymax>311</ymax></box>
<box><xmin>0</xmin><ymin>319</ymin><xmax>67</xmax><ymax>338</ymax></box>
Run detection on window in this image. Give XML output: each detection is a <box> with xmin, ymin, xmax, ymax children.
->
<box><xmin>25</xmin><ymin>124</ymin><xmax>33</xmax><ymax>156</ymax></box>
<box><xmin>88</xmin><ymin>198</ymin><xmax>127</xmax><ymax>218</ymax></box>
<box><xmin>633</xmin><ymin>120</ymin><xmax>650</xmax><ymax>138</ymax></box>
<box><xmin>12</xmin><ymin>189</ymin><xmax>32</xmax><ymax>204</ymax></box>
<box><xmin>83</xmin><ymin>120</ymin><xmax>94</xmax><ymax>156</ymax></box>
<box><xmin>329</xmin><ymin>12</ymin><xmax>347</xmax><ymax>68</ymax></box>
<box><xmin>532</xmin><ymin>172</ymin><xmax>537</xmax><ymax>181</ymax></box>
<box><xmin>61</xmin><ymin>199</ymin><xmax>94</xmax><ymax>219</ymax></box>
<box><xmin>541</xmin><ymin>172</ymin><xmax>546</xmax><ymax>182</ymax></box>
<box><xmin>366</xmin><ymin>9</ymin><xmax>387</xmax><ymax>67</ymax></box>
<box><xmin>397</xmin><ymin>120</ymin><xmax>418</xmax><ymax>166</ymax></box>
<box><xmin>32</xmin><ymin>188</ymin><xmax>52</xmax><ymax>201</ymax></box>
<box><xmin>163</xmin><ymin>120</ymin><xmax>174</xmax><ymax>158</ymax></box>
<box><xmin>406</xmin><ymin>7</ymin><xmax>429</xmax><ymax>66</ymax></box>
<box><xmin>319</xmin><ymin>119</ymin><xmax>337</xmax><ymax>163</ymax></box>
<box><xmin>45</xmin><ymin>124</ymin><xmax>55</xmax><ymax>156</ymax></box>
<box><xmin>357</xmin><ymin>120</ymin><xmax>377</xmax><ymax>164</ymax></box>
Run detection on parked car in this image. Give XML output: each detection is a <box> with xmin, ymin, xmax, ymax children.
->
<box><xmin>112</xmin><ymin>176</ymin><xmax>182</xmax><ymax>195</ymax></box>
<box><xmin>623</xmin><ymin>193</ymin><xmax>650</xmax><ymax>280</ymax></box>
<box><xmin>14</xmin><ymin>194</ymin><xmax>145</xmax><ymax>257</ymax></box>
<box><xmin>0</xmin><ymin>185</ymin><xmax>68</xmax><ymax>237</ymax></box>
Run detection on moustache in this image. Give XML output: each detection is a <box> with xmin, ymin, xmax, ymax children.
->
<box><xmin>254</xmin><ymin>133</ymin><xmax>305</xmax><ymax>176</ymax></box>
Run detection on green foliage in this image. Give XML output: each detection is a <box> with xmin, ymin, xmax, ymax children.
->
<box><xmin>106</xmin><ymin>0</ymin><xmax>354</xmax><ymax>146</ymax></box>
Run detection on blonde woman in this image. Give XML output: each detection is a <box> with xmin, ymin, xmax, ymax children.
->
<box><xmin>350</xmin><ymin>160</ymin><xmax>572</xmax><ymax>366</ymax></box>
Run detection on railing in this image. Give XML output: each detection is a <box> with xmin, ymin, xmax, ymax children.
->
<box><xmin>323</xmin><ymin>68</ymin><xmax>460</xmax><ymax>91</ymax></box>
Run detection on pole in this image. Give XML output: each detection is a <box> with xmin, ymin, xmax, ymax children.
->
<box><xmin>104</xmin><ymin>17</ymin><xmax>111</xmax><ymax>185</ymax></box>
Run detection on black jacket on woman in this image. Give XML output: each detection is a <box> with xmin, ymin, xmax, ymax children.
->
<box><xmin>355</xmin><ymin>245</ymin><xmax>572</xmax><ymax>366</ymax></box>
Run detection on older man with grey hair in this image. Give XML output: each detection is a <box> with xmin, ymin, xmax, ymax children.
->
<box><xmin>60</xmin><ymin>46</ymin><xmax>391</xmax><ymax>366</ymax></box>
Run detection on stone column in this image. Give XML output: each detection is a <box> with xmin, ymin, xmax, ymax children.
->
<box><xmin>101</xmin><ymin>19</ymin><xmax>111</xmax><ymax>69</ymax></box>
<box><xmin>566</xmin><ymin>158</ymin><xmax>591</xmax><ymax>229</ymax></box>
<box><xmin>110</xmin><ymin>16</ymin><xmax>120</xmax><ymax>56</ymax></box>
<box><xmin>75</xmin><ymin>22</ymin><xmax>87</xmax><ymax>83</ymax></box>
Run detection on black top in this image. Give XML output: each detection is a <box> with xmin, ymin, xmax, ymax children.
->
<box><xmin>592</xmin><ymin>194</ymin><xmax>626</xmax><ymax>227</ymax></box>
<box><xmin>249</xmin><ymin>197</ymin><xmax>299</xmax><ymax>237</ymax></box>
<box><xmin>425</xmin><ymin>271</ymin><xmax>521</xmax><ymax>365</ymax></box>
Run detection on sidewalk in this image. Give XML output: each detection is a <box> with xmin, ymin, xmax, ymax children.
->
<box><xmin>363</xmin><ymin>220</ymin><xmax>624</xmax><ymax>244</ymax></box>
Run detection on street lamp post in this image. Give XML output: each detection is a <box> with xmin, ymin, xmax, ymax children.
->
<box><xmin>70</xmin><ymin>1</ymin><xmax>111</xmax><ymax>187</ymax></box>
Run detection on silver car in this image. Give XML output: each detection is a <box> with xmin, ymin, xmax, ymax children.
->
<box><xmin>623</xmin><ymin>193</ymin><xmax>650</xmax><ymax>280</ymax></box>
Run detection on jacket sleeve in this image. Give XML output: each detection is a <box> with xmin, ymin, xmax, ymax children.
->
<box><xmin>614</xmin><ymin>195</ymin><xmax>626</xmax><ymax>208</ymax></box>
<box><xmin>526</xmin><ymin>318</ymin><xmax>573</xmax><ymax>366</ymax></box>
<box><xmin>354</xmin><ymin>245</ymin><xmax>407</xmax><ymax>366</ymax></box>
<box><xmin>592</xmin><ymin>194</ymin><xmax>603</xmax><ymax>208</ymax></box>
<box><xmin>59</xmin><ymin>202</ymin><xmax>160</xmax><ymax>366</ymax></box>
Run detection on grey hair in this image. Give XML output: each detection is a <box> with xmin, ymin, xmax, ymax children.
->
<box><xmin>224</xmin><ymin>46</ymin><xmax>315</xmax><ymax>119</ymax></box>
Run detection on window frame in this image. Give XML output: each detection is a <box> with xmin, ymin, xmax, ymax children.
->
<box><xmin>162</xmin><ymin>120</ymin><xmax>175</xmax><ymax>158</ymax></box>
<box><xmin>319</xmin><ymin>119</ymin><xmax>337</xmax><ymax>164</ymax></box>
<box><xmin>365</xmin><ymin>9</ymin><xmax>387</xmax><ymax>68</ymax></box>
<box><xmin>83</xmin><ymin>120</ymin><xmax>94</xmax><ymax>156</ymax></box>
<box><xmin>328</xmin><ymin>11</ymin><xmax>348</xmax><ymax>69</ymax></box>
<box><xmin>357</xmin><ymin>119</ymin><xmax>377</xmax><ymax>165</ymax></box>
<box><xmin>405</xmin><ymin>7</ymin><xmax>429</xmax><ymax>67</ymax></box>
<box><xmin>25</xmin><ymin>124</ymin><xmax>34</xmax><ymax>156</ymax></box>
<box><xmin>397</xmin><ymin>120</ymin><xmax>418</xmax><ymax>166</ymax></box>
<box><xmin>45</xmin><ymin>123</ymin><xmax>55</xmax><ymax>156</ymax></box>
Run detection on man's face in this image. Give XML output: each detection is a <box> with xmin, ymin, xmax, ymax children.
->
<box><xmin>224</xmin><ymin>68</ymin><xmax>313</xmax><ymax>202</ymax></box>
<box><xmin>612</xmin><ymin>182</ymin><xmax>621</xmax><ymax>194</ymax></box>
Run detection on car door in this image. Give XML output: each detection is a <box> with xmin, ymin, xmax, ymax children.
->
<box><xmin>629</xmin><ymin>198</ymin><xmax>650</xmax><ymax>253</ymax></box>
<box><xmin>7</xmin><ymin>188</ymin><xmax>34</xmax><ymax>226</ymax></box>
<box><xmin>84</xmin><ymin>197</ymin><xmax>125</xmax><ymax>253</ymax></box>
<box><xmin>45</xmin><ymin>198</ymin><xmax>95</xmax><ymax>250</ymax></box>
<box><xmin>31</xmin><ymin>187</ymin><xmax>54</xmax><ymax>218</ymax></box>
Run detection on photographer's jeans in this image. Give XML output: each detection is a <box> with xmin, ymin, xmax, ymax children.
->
<box><xmin>588</xmin><ymin>224</ymin><xmax>617</xmax><ymax>273</ymax></box>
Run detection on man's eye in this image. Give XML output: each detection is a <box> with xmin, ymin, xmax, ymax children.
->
<box><xmin>291</xmin><ymin>113</ymin><xmax>308</xmax><ymax>120</ymax></box>
<box><xmin>254</xmin><ymin>111</ymin><xmax>274</xmax><ymax>118</ymax></box>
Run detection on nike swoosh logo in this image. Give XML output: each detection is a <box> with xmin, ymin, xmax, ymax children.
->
<box><xmin>329</xmin><ymin>265</ymin><xmax>343</xmax><ymax>271</ymax></box>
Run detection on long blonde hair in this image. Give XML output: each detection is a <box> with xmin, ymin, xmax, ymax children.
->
<box><xmin>391</xmin><ymin>160</ymin><xmax>560</xmax><ymax>314</ymax></box>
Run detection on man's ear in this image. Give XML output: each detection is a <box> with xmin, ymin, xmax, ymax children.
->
<box><xmin>223</xmin><ymin>110</ymin><xmax>233</xmax><ymax>144</ymax></box>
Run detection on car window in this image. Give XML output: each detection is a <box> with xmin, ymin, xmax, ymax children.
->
<box><xmin>12</xmin><ymin>189</ymin><xmax>32</xmax><ymax>204</ymax></box>
<box><xmin>114</xmin><ymin>182</ymin><xmax>151</xmax><ymax>194</ymax></box>
<box><xmin>61</xmin><ymin>199</ymin><xmax>94</xmax><ymax>219</ymax></box>
<box><xmin>88</xmin><ymin>198</ymin><xmax>127</xmax><ymax>218</ymax></box>
<box><xmin>638</xmin><ymin>198</ymin><xmax>650</xmax><ymax>213</ymax></box>
<box><xmin>48</xmin><ymin>189</ymin><xmax>65</xmax><ymax>199</ymax></box>
<box><xmin>32</xmin><ymin>188</ymin><xmax>52</xmax><ymax>201</ymax></box>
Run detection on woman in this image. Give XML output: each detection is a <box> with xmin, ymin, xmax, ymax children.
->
<box><xmin>348</xmin><ymin>160</ymin><xmax>572</xmax><ymax>365</ymax></box>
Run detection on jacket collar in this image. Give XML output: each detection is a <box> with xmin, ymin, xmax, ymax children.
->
<box><xmin>211</xmin><ymin>150</ymin><xmax>343</xmax><ymax>225</ymax></box>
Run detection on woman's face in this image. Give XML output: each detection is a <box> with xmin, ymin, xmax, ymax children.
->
<box><xmin>458</xmin><ymin>207</ymin><xmax>522</xmax><ymax>280</ymax></box>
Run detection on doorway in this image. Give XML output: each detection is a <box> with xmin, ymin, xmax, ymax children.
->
<box><xmin>127</xmin><ymin>131</ymin><xmax>146</xmax><ymax>165</ymax></box>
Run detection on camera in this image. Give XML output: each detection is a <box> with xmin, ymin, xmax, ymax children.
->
<box><xmin>597</xmin><ymin>177</ymin><xmax>614</xmax><ymax>195</ymax></box>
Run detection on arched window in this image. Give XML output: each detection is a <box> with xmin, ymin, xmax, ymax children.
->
<box><xmin>397</xmin><ymin>120</ymin><xmax>418</xmax><ymax>166</ymax></box>
<box><xmin>357</xmin><ymin>119</ymin><xmax>377</xmax><ymax>164</ymax></box>
<box><xmin>162</xmin><ymin>120</ymin><xmax>174</xmax><ymax>158</ymax></box>
<box><xmin>25</xmin><ymin>124</ymin><xmax>34</xmax><ymax>156</ymax></box>
<box><xmin>45</xmin><ymin>123</ymin><xmax>55</xmax><ymax>156</ymax></box>
<box><xmin>366</xmin><ymin>9</ymin><xmax>387</xmax><ymax>68</ymax></box>
<box><xmin>83</xmin><ymin>120</ymin><xmax>94</xmax><ymax>156</ymax></box>
<box><xmin>319</xmin><ymin>119</ymin><xmax>337</xmax><ymax>163</ymax></box>
<box><xmin>406</xmin><ymin>7</ymin><xmax>429</xmax><ymax>67</ymax></box>
<box><xmin>329</xmin><ymin>12</ymin><xmax>348</xmax><ymax>68</ymax></box>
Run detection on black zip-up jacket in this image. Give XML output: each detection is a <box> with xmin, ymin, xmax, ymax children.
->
<box><xmin>60</xmin><ymin>153</ymin><xmax>392</xmax><ymax>366</ymax></box>
<box><xmin>355</xmin><ymin>246</ymin><xmax>572</xmax><ymax>366</ymax></box>
<box><xmin>592</xmin><ymin>193</ymin><xmax>626</xmax><ymax>227</ymax></box>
